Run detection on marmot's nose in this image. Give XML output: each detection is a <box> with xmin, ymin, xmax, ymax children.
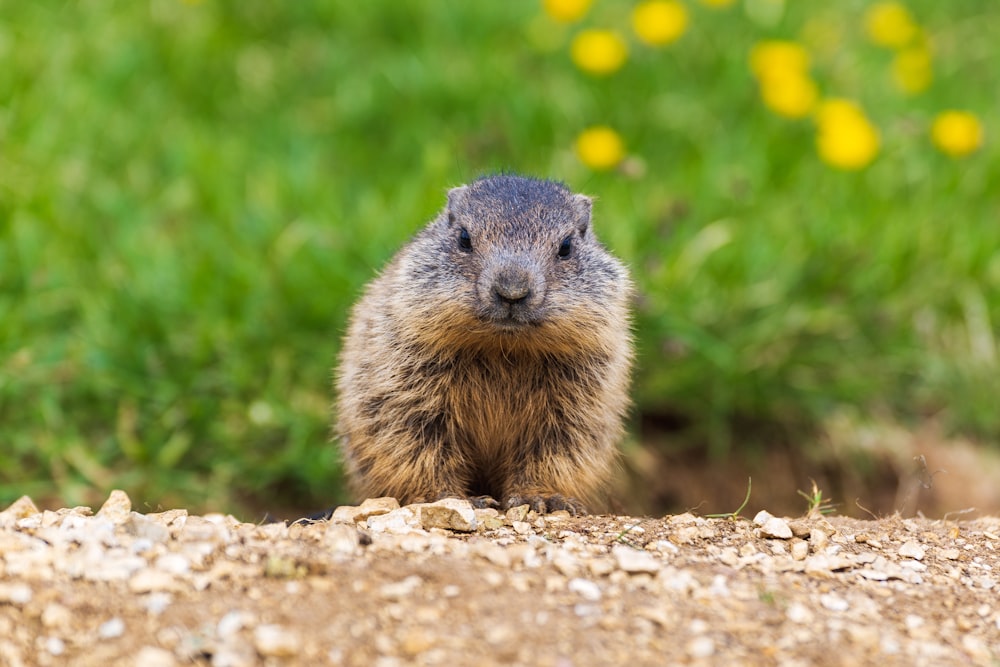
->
<box><xmin>493</xmin><ymin>268</ymin><xmax>532</xmax><ymax>304</ymax></box>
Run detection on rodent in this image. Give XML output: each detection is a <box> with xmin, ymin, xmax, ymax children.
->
<box><xmin>334</xmin><ymin>174</ymin><xmax>633</xmax><ymax>514</ymax></box>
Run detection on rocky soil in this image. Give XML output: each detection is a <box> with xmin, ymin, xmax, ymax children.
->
<box><xmin>1</xmin><ymin>491</ymin><xmax>998</xmax><ymax>666</ymax></box>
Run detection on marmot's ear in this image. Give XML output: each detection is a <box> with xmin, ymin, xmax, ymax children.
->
<box><xmin>445</xmin><ymin>185</ymin><xmax>469</xmax><ymax>225</ymax></box>
<box><xmin>571</xmin><ymin>193</ymin><xmax>592</xmax><ymax>235</ymax></box>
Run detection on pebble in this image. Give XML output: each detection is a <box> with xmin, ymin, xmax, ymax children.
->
<box><xmin>898</xmin><ymin>541</ymin><xmax>926</xmax><ymax>560</ymax></box>
<box><xmin>612</xmin><ymin>545</ymin><xmax>661</xmax><ymax>574</ymax></box>
<box><xmin>568</xmin><ymin>578</ymin><xmax>603</xmax><ymax>601</ymax></box>
<box><xmin>819</xmin><ymin>594</ymin><xmax>850</xmax><ymax>612</ymax></box>
<box><xmin>96</xmin><ymin>490</ymin><xmax>132</xmax><ymax>524</ymax></box>
<box><xmin>253</xmin><ymin>624</ymin><xmax>300</xmax><ymax>657</ymax></box>
<box><xmin>133</xmin><ymin>647</ymin><xmax>177</xmax><ymax>667</ymax></box>
<box><xmin>0</xmin><ymin>583</ymin><xmax>33</xmax><ymax>605</ymax></box>
<box><xmin>417</xmin><ymin>499</ymin><xmax>477</xmax><ymax>532</ymax></box>
<box><xmin>98</xmin><ymin>617</ymin><xmax>126</xmax><ymax>639</ymax></box>
<box><xmin>755</xmin><ymin>511</ymin><xmax>793</xmax><ymax>540</ymax></box>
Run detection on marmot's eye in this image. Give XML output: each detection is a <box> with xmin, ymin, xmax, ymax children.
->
<box><xmin>557</xmin><ymin>236</ymin><xmax>573</xmax><ymax>259</ymax></box>
<box><xmin>458</xmin><ymin>227</ymin><xmax>473</xmax><ymax>251</ymax></box>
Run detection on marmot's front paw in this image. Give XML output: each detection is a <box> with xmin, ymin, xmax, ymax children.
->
<box><xmin>504</xmin><ymin>493</ymin><xmax>587</xmax><ymax>516</ymax></box>
<box><xmin>468</xmin><ymin>495</ymin><xmax>501</xmax><ymax>510</ymax></box>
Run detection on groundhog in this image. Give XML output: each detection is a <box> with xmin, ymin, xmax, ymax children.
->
<box><xmin>334</xmin><ymin>174</ymin><xmax>633</xmax><ymax>514</ymax></box>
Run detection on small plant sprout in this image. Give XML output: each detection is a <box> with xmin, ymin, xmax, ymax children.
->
<box><xmin>706</xmin><ymin>477</ymin><xmax>752</xmax><ymax>521</ymax></box>
<box><xmin>797</xmin><ymin>479</ymin><xmax>836</xmax><ymax>518</ymax></box>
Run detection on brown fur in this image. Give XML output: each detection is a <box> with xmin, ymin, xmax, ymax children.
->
<box><xmin>334</xmin><ymin>175</ymin><xmax>633</xmax><ymax>514</ymax></box>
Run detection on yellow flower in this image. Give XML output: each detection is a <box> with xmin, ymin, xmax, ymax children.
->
<box><xmin>750</xmin><ymin>42</ymin><xmax>817</xmax><ymax>119</ymax></box>
<box><xmin>931</xmin><ymin>111</ymin><xmax>984</xmax><ymax>158</ymax></box>
<box><xmin>570</xmin><ymin>29</ymin><xmax>628</xmax><ymax>76</ymax></box>
<box><xmin>865</xmin><ymin>2</ymin><xmax>918</xmax><ymax>49</ymax></box>
<box><xmin>632</xmin><ymin>1</ymin><xmax>688</xmax><ymax>47</ymax></box>
<box><xmin>542</xmin><ymin>0</ymin><xmax>593</xmax><ymax>23</ymax></box>
<box><xmin>759</xmin><ymin>71</ymin><xmax>819</xmax><ymax>118</ymax></box>
<box><xmin>815</xmin><ymin>99</ymin><xmax>880</xmax><ymax>170</ymax></box>
<box><xmin>750</xmin><ymin>41</ymin><xmax>811</xmax><ymax>81</ymax></box>
<box><xmin>892</xmin><ymin>46</ymin><xmax>932</xmax><ymax>94</ymax></box>
<box><xmin>575</xmin><ymin>126</ymin><xmax>625</xmax><ymax>170</ymax></box>
<box><xmin>699</xmin><ymin>0</ymin><xmax>735</xmax><ymax>7</ymax></box>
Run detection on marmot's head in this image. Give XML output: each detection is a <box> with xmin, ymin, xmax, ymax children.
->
<box><xmin>399</xmin><ymin>175</ymin><xmax>631</xmax><ymax>354</ymax></box>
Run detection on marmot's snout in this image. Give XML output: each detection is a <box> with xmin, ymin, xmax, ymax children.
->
<box><xmin>481</xmin><ymin>256</ymin><xmax>544</xmax><ymax>323</ymax></box>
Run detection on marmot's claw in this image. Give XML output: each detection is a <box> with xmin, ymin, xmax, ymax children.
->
<box><xmin>468</xmin><ymin>495</ymin><xmax>501</xmax><ymax>510</ymax></box>
<box><xmin>504</xmin><ymin>494</ymin><xmax>587</xmax><ymax>516</ymax></box>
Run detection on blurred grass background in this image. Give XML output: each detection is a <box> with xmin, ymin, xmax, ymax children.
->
<box><xmin>1</xmin><ymin>0</ymin><xmax>998</xmax><ymax>517</ymax></box>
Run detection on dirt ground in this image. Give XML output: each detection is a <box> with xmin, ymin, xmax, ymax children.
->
<box><xmin>1</xmin><ymin>492</ymin><xmax>998</xmax><ymax>667</ymax></box>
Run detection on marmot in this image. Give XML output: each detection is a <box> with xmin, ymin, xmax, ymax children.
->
<box><xmin>334</xmin><ymin>174</ymin><xmax>633</xmax><ymax>514</ymax></box>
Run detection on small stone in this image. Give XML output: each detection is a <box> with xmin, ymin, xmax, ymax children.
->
<box><xmin>330</xmin><ymin>505</ymin><xmax>362</xmax><ymax>523</ymax></box>
<box><xmin>44</xmin><ymin>637</ymin><xmax>66</xmax><ymax>656</ymax></box>
<box><xmin>819</xmin><ymin>593</ymin><xmax>849</xmax><ymax>612</ymax></box>
<box><xmin>357</xmin><ymin>497</ymin><xmax>400</xmax><ymax>519</ymax></box>
<box><xmin>253</xmin><ymin>624</ymin><xmax>300</xmax><ymax>657</ymax></box>
<box><xmin>686</xmin><ymin>636</ymin><xmax>715</xmax><ymax>658</ymax></box>
<box><xmin>217</xmin><ymin>610</ymin><xmax>255</xmax><ymax>638</ymax></box>
<box><xmin>98</xmin><ymin>617</ymin><xmax>125</xmax><ymax>639</ymax></box>
<box><xmin>612</xmin><ymin>545</ymin><xmax>661</xmax><ymax>574</ymax></box>
<box><xmin>366</xmin><ymin>507</ymin><xmax>421</xmax><ymax>534</ymax></box>
<box><xmin>129</xmin><ymin>569</ymin><xmax>182</xmax><ymax>594</ymax></box>
<box><xmin>41</xmin><ymin>603</ymin><xmax>72</xmax><ymax>629</ymax></box>
<box><xmin>588</xmin><ymin>558</ymin><xmax>616</xmax><ymax>577</ymax></box>
<box><xmin>125</xmin><ymin>514</ymin><xmax>171</xmax><ymax>543</ymax></box>
<box><xmin>511</xmin><ymin>521</ymin><xmax>532</xmax><ymax>535</ymax></box>
<box><xmin>324</xmin><ymin>523</ymin><xmax>361</xmax><ymax>554</ymax></box>
<box><xmin>418</xmin><ymin>499</ymin><xmax>476</xmax><ymax>532</ymax></box>
<box><xmin>379</xmin><ymin>575</ymin><xmax>423</xmax><ymax>600</ymax></box>
<box><xmin>0</xmin><ymin>496</ymin><xmax>40</xmax><ymax>525</ymax></box>
<box><xmin>790</xmin><ymin>540</ymin><xmax>809</xmax><ymax>561</ymax></box>
<box><xmin>400</xmin><ymin>629</ymin><xmax>435</xmax><ymax>656</ymax></box>
<box><xmin>810</xmin><ymin>528</ymin><xmax>830</xmax><ymax>551</ymax></box>
<box><xmin>759</xmin><ymin>516</ymin><xmax>794</xmax><ymax>540</ymax></box>
<box><xmin>133</xmin><ymin>647</ymin><xmax>177</xmax><ymax>667</ymax></box>
<box><xmin>506</xmin><ymin>505</ymin><xmax>530</xmax><ymax>523</ymax></box>
<box><xmin>787</xmin><ymin>520</ymin><xmax>812</xmax><ymax>537</ymax></box>
<box><xmin>0</xmin><ymin>583</ymin><xmax>33</xmax><ymax>605</ymax></box>
<box><xmin>786</xmin><ymin>603</ymin><xmax>813</xmax><ymax>624</ymax></box>
<box><xmin>752</xmin><ymin>510</ymin><xmax>775</xmax><ymax>526</ymax></box>
<box><xmin>939</xmin><ymin>548</ymin><xmax>961</xmax><ymax>560</ymax></box>
<box><xmin>898</xmin><ymin>541</ymin><xmax>926</xmax><ymax>560</ymax></box>
<box><xmin>568</xmin><ymin>578</ymin><xmax>602</xmax><ymax>601</ymax></box>
<box><xmin>96</xmin><ymin>490</ymin><xmax>132</xmax><ymax>524</ymax></box>
<box><xmin>155</xmin><ymin>553</ymin><xmax>191</xmax><ymax>576</ymax></box>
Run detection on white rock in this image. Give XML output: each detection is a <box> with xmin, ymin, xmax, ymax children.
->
<box><xmin>686</xmin><ymin>636</ymin><xmax>715</xmax><ymax>658</ymax></box>
<box><xmin>759</xmin><ymin>516</ymin><xmax>794</xmax><ymax>540</ymax></box>
<box><xmin>898</xmin><ymin>541</ymin><xmax>926</xmax><ymax>560</ymax></box>
<box><xmin>96</xmin><ymin>490</ymin><xmax>132</xmax><ymax>524</ymax></box>
<box><xmin>366</xmin><ymin>508</ymin><xmax>421</xmax><ymax>534</ymax></box>
<box><xmin>379</xmin><ymin>575</ymin><xmax>423</xmax><ymax>599</ymax></box>
<box><xmin>612</xmin><ymin>545</ymin><xmax>661</xmax><ymax>574</ymax></box>
<box><xmin>217</xmin><ymin>610</ymin><xmax>255</xmax><ymax>638</ymax></box>
<box><xmin>752</xmin><ymin>510</ymin><xmax>775</xmax><ymax>526</ymax></box>
<box><xmin>44</xmin><ymin>637</ymin><xmax>66</xmax><ymax>656</ymax></box>
<box><xmin>98</xmin><ymin>617</ymin><xmax>125</xmax><ymax>639</ymax></box>
<box><xmin>418</xmin><ymin>499</ymin><xmax>477</xmax><ymax>532</ymax></box>
<box><xmin>567</xmin><ymin>578</ymin><xmax>602</xmax><ymax>601</ymax></box>
<box><xmin>786</xmin><ymin>602</ymin><xmax>814</xmax><ymax>624</ymax></box>
<box><xmin>819</xmin><ymin>593</ymin><xmax>849</xmax><ymax>612</ymax></box>
<box><xmin>133</xmin><ymin>647</ymin><xmax>177</xmax><ymax>667</ymax></box>
<box><xmin>253</xmin><ymin>624</ymin><xmax>300</xmax><ymax>657</ymax></box>
<box><xmin>0</xmin><ymin>583</ymin><xmax>32</xmax><ymax>605</ymax></box>
<box><xmin>130</xmin><ymin>569</ymin><xmax>182</xmax><ymax>593</ymax></box>
<box><xmin>155</xmin><ymin>553</ymin><xmax>191</xmax><ymax>575</ymax></box>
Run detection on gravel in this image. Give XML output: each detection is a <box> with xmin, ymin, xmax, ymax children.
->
<box><xmin>1</xmin><ymin>491</ymin><xmax>999</xmax><ymax>665</ymax></box>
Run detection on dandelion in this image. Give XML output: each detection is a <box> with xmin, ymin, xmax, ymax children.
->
<box><xmin>931</xmin><ymin>111</ymin><xmax>984</xmax><ymax>158</ymax></box>
<box><xmin>542</xmin><ymin>0</ymin><xmax>593</xmax><ymax>24</ymax></box>
<box><xmin>892</xmin><ymin>45</ymin><xmax>932</xmax><ymax>94</ymax></box>
<box><xmin>750</xmin><ymin>41</ymin><xmax>818</xmax><ymax>119</ymax></box>
<box><xmin>815</xmin><ymin>99</ymin><xmax>880</xmax><ymax>170</ymax></box>
<box><xmin>632</xmin><ymin>1</ymin><xmax>688</xmax><ymax>47</ymax></box>
<box><xmin>865</xmin><ymin>2</ymin><xmax>918</xmax><ymax>49</ymax></box>
<box><xmin>575</xmin><ymin>126</ymin><xmax>625</xmax><ymax>170</ymax></box>
<box><xmin>570</xmin><ymin>29</ymin><xmax>628</xmax><ymax>76</ymax></box>
<box><xmin>750</xmin><ymin>41</ymin><xmax>811</xmax><ymax>80</ymax></box>
<box><xmin>759</xmin><ymin>72</ymin><xmax>819</xmax><ymax>119</ymax></box>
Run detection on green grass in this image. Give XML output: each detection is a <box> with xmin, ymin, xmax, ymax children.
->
<box><xmin>1</xmin><ymin>1</ymin><xmax>998</xmax><ymax>516</ymax></box>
